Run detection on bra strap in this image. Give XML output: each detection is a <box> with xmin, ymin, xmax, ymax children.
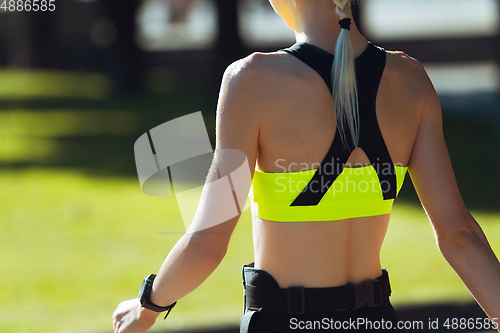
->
<box><xmin>281</xmin><ymin>43</ymin><xmax>397</xmax><ymax>205</ymax></box>
<box><xmin>357</xmin><ymin>45</ymin><xmax>397</xmax><ymax>200</ymax></box>
<box><xmin>281</xmin><ymin>43</ymin><xmax>334</xmax><ymax>94</ymax></box>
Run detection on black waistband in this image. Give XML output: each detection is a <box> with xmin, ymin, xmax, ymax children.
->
<box><xmin>242</xmin><ymin>263</ymin><xmax>391</xmax><ymax>315</ymax></box>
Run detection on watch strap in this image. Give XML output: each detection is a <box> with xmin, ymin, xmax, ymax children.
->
<box><xmin>139</xmin><ymin>274</ymin><xmax>177</xmax><ymax>319</ymax></box>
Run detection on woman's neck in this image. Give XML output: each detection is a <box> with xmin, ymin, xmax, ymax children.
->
<box><xmin>292</xmin><ymin>2</ymin><xmax>368</xmax><ymax>58</ymax></box>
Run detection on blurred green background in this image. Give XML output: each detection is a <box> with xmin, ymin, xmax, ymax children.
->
<box><xmin>0</xmin><ymin>0</ymin><xmax>499</xmax><ymax>332</ymax></box>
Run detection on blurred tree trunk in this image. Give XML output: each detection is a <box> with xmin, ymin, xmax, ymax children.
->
<box><xmin>209</xmin><ymin>0</ymin><xmax>245</xmax><ymax>109</ymax></box>
<box><xmin>101</xmin><ymin>0</ymin><xmax>145</xmax><ymax>93</ymax></box>
<box><xmin>496</xmin><ymin>0</ymin><xmax>500</xmax><ymax>141</ymax></box>
<box><xmin>8</xmin><ymin>10</ymin><xmax>58</xmax><ymax>68</ymax></box>
<box><xmin>8</xmin><ymin>13</ymin><xmax>31</xmax><ymax>67</ymax></box>
<box><xmin>31</xmin><ymin>10</ymin><xmax>58</xmax><ymax>67</ymax></box>
<box><xmin>214</xmin><ymin>0</ymin><xmax>245</xmax><ymax>69</ymax></box>
<box><xmin>497</xmin><ymin>0</ymin><xmax>500</xmax><ymax>67</ymax></box>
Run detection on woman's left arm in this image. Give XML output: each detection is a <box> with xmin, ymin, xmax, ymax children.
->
<box><xmin>112</xmin><ymin>55</ymin><xmax>264</xmax><ymax>333</ymax></box>
<box><xmin>407</xmin><ymin>61</ymin><xmax>500</xmax><ymax>326</ymax></box>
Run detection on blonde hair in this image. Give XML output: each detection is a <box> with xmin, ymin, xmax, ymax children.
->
<box><xmin>332</xmin><ymin>0</ymin><xmax>359</xmax><ymax>150</ymax></box>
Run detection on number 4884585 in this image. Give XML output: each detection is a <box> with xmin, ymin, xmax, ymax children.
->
<box><xmin>1</xmin><ymin>0</ymin><xmax>56</xmax><ymax>12</ymax></box>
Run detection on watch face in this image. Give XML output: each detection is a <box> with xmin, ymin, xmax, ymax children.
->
<box><xmin>139</xmin><ymin>278</ymin><xmax>147</xmax><ymax>301</ymax></box>
<box><xmin>139</xmin><ymin>274</ymin><xmax>155</xmax><ymax>303</ymax></box>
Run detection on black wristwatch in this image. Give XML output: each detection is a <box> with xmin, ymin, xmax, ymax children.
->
<box><xmin>139</xmin><ymin>274</ymin><xmax>177</xmax><ymax>319</ymax></box>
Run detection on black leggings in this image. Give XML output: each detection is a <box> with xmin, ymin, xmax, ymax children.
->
<box><xmin>240</xmin><ymin>265</ymin><xmax>407</xmax><ymax>333</ymax></box>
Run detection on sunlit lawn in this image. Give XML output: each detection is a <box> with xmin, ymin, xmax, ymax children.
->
<box><xmin>1</xmin><ymin>169</ymin><xmax>499</xmax><ymax>333</ymax></box>
<box><xmin>0</xmin><ymin>168</ymin><xmax>253</xmax><ymax>333</ymax></box>
<box><xmin>1</xmin><ymin>68</ymin><xmax>499</xmax><ymax>333</ymax></box>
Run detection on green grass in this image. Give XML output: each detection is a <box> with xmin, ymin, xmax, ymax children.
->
<box><xmin>0</xmin><ymin>67</ymin><xmax>499</xmax><ymax>332</ymax></box>
<box><xmin>0</xmin><ymin>69</ymin><xmax>111</xmax><ymax>100</ymax></box>
<box><xmin>1</xmin><ymin>168</ymin><xmax>499</xmax><ymax>333</ymax></box>
<box><xmin>383</xmin><ymin>203</ymin><xmax>500</xmax><ymax>306</ymax></box>
<box><xmin>0</xmin><ymin>168</ymin><xmax>254</xmax><ymax>333</ymax></box>
<box><xmin>0</xmin><ymin>110</ymin><xmax>137</xmax><ymax>163</ymax></box>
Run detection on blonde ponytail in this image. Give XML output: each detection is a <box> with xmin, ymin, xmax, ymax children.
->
<box><xmin>332</xmin><ymin>0</ymin><xmax>359</xmax><ymax>150</ymax></box>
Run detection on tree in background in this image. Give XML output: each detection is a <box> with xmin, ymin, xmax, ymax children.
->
<box><xmin>213</xmin><ymin>0</ymin><xmax>245</xmax><ymax>71</ymax></box>
<box><xmin>7</xmin><ymin>10</ymin><xmax>57</xmax><ymax>68</ymax></box>
<box><xmin>100</xmin><ymin>0</ymin><xmax>145</xmax><ymax>93</ymax></box>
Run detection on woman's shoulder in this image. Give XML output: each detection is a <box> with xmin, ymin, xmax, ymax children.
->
<box><xmin>218</xmin><ymin>51</ymin><xmax>299</xmax><ymax>122</ymax></box>
<box><xmin>229</xmin><ymin>50</ymin><xmax>287</xmax><ymax>68</ymax></box>
<box><xmin>220</xmin><ymin>50</ymin><xmax>320</xmax><ymax>114</ymax></box>
<box><xmin>380</xmin><ymin>48</ymin><xmax>436</xmax><ymax>111</ymax></box>
<box><xmin>224</xmin><ymin>50</ymin><xmax>313</xmax><ymax>86</ymax></box>
<box><xmin>383</xmin><ymin>49</ymin><xmax>432</xmax><ymax>89</ymax></box>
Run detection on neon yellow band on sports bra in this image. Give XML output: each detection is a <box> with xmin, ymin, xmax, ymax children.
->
<box><xmin>250</xmin><ymin>165</ymin><xmax>408</xmax><ymax>222</ymax></box>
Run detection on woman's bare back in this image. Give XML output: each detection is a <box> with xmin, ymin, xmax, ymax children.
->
<box><xmin>245</xmin><ymin>46</ymin><xmax>428</xmax><ymax>288</ymax></box>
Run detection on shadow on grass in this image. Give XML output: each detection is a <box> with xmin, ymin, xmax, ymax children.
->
<box><xmin>0</xmin><ymin>86</ymin><xmax>216</xmax><ymax>177</ymax></box>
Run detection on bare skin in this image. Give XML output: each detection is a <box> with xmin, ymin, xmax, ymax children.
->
<box><xmin>113</xmin><ymin>1</ymin><xmax>500</xmax><ymax>332</ymax></box>
<box><xmin>250</xmin><ymin>43</ymin><xmax>423</xmax><ymax>287</ymax></box>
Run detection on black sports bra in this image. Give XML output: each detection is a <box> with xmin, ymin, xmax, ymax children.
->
<box><xmin>249</xmin><ymin>42</ymin><xmax>407</xmax><ymax>222</ymax></box>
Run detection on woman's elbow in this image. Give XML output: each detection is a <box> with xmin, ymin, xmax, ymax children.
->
<box><xmin>433</xmin><ymin>212</ymin><xmax>481</xmax><ymax>250</ymax></box>
<box><xmin>437</xmin><ymin>228</ymin><xmax>481</xmax><ymax>258</ymax></box>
